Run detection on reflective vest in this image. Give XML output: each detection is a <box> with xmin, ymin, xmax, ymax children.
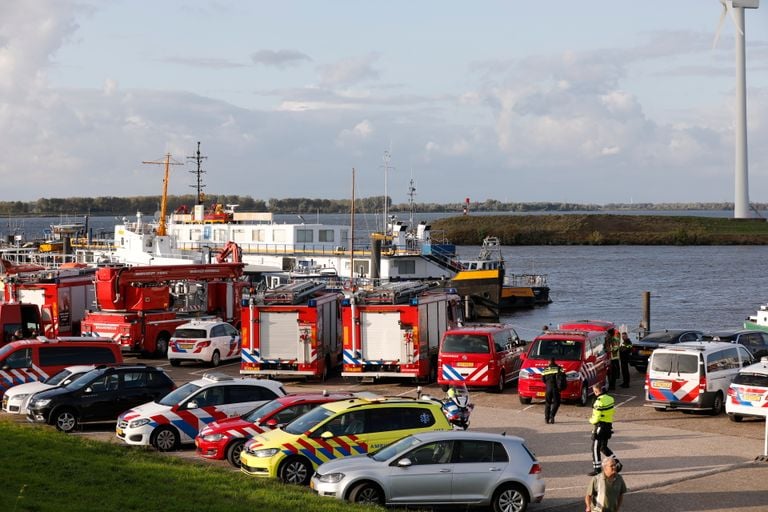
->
<box><xmin>590</xmin><ymin>393</ymin><xmax>615</xmax><ymax>424</ymax></box>
<box><xmin>609</xmin><ymin>336</ymin><xmax>621</xmax><ymax>361</ymax></box>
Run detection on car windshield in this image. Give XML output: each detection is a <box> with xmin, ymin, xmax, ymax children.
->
<box><xmin>651</xmin><ymin>353</ymin><xmax>699</xmax><ymax>374</ymax></box>
<box><xmin>158</xmin><ymin>381</ymin><xmax>202</xmax><ymax>406</ymax></box>
<box><xmin>370</xmin><ymin>435</ymin><xmax>422</xmax><ymax>461</ymax></box>
<box><xmin>528</xmin><ymin>339</ymin><xmax>583</xmax><ymax>360</ymax></box>
<box><xmin>45</xmin><ymin>369</ymin><xmax>74</xmax><ymax>386</ymax></box>
<box><xmin>732</xmin><ymin>373</ymin><xmax>768</xmax><ymax>387</ymax></box>
<box><xmin>442</xmin><ymin>334</ymin><xmax>490</xmax><ymax>354</ymax></box>
<box><xmin>641</xmin><ymin>332</ymin><xmax>682</xmax><ymax>343</ymax></box>
<box><xmin>283</xmin><ymin>405</ymin><xmax>335</xmax><ymax>435</ymax></box>
<box><xmin>173</xmin><ymin>328</ymin><xmax>208</xmax><ymax>339</ymax></box>
<box><xmin>702</xmin><ymin>333</ymin><xmax>736</xmax><ymax>342</ymax></box>
<box><xmin>242</xmin><ymin>400</ymin><xmax>285</xmax><ymax>423</ymax></box>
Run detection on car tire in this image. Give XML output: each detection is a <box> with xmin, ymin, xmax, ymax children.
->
<box><xmin>210</xmin><ymin>350</ymin><xmax>221</xmax><ymax>367</ymax></box>
<box><xmin>654</xmin><ymin>407</ymin><xmax>666</xmax><ymax>412</ymax></box>
<box><xmin>169</xmin><ymin>359</ymin><xmax>181</xmax><ymax>367</ymax></box>
<box><xmin>226</xmin><ymin>439</ymin><xmax>246</xmax><ymax>468</ymax></box>
<box><xmin>518</xmin><ymin>395</ymin><xmax>532</xmax><ymax>405</ymax></box>
<box><xmin>155</xmin><ymin>335</ymin><xmax>170</xmax><ymax>358</ymax></box>
<box><xmin>491</xmin><ymin>371</ymin><xmax>505</xmax><ymax>393</ymax></box>
<box><xmin>729</xmin><ymin>414</ymin><xmax>743</xmax><ymax>423</ymax></box>
<box><xmin>152</xmin><ymin>426</ymin><xmax>179</xmax><ymax>451</ymax></box>
<box><xmin>492</xmin><ymin>483</ymin><xmax>528</xmax><ymax>512</ymax></box>
<box><xmin>279</xmin><ymin>456</ymin><xmax>312</xmax><ymax>485</ymax></box>
<box><xmin>53</xmin><ymin>408</ymin><xmax>78</xmax><ymax>432</ymax></box>
<box><xmin>348</xmin><ymin>481</ymin><xmax>385</xmax><ymax>505</ymax></box>
<box><xmin>709</xmin><ymin>392</ymin><xmax>724</xmax><ymax>416</ymax></box>
<box><xmin>578</xmin><ymin>382</ymin><xmax>589</xmax><ymax>407</ymax></box>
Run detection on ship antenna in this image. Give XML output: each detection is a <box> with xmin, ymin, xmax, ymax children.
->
<box><xmin>408</xmin><ymin>171</ymin><xmax>417</xmax><ymax>228</ymax></box>
<box><xmin>187</xmin><ymin>141</ymin><xmax>207</xmax><ymax>205</ymax></box>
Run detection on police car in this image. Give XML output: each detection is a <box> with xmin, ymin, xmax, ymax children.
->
<box><xmin>726</xmin><ymin>356</ymin><xmax>768</xmax><ymax>422</ymax></box>
<box><xmin>239</xmin><ymin>395</ymin><xmax>452</xmax><ymax>485</ymax></box>
<box><xmin>116</xmin><ymin>373</ymin><xmax>286</xmax><ymax>451</ymax></box>
<box><xmin>168</xmin><ymin>320</ymin><xmax>241</xmax><ymax>367</ymax></box>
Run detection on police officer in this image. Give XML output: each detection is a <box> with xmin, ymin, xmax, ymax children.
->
<box><xmin>605</xmin><ymin>328</ymin><xmax>621</xmax><ymax>391</ymax></box>
<box><xmin>588</xmin><ymin>383</ymin><xmax>621</xmax><ymax>476</ymax></box>
<box><xmin>541</xmin><ymin>357</ymin><xmax>565</xmax><ymax>424</ymax></box>
<box><xmin>619</xmin><ymin>332</ymin><xmax>632</xmax><ymax>388</ymax></box>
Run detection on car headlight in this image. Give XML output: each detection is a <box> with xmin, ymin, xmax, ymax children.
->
<box><xmin>316</xmin><ymin>472</ymin><xmax>345</xmax><ymax>483</ymax></box>
<box><xmin>201</xmin><ymin>433</ymin><xmax>226</xmax><ymax>442</ymax></box>
<box><xmin>31</xmin><ymin>398</ymin><xmax>51</xmax><ymax>407</ymax></box>
<box><xmin>519</xmin><ymin>371</ymin><xmax>531</xmax><ymax>379</ymax></box>
<box><xmin>566</xmin><ymin>371</ymin><xmax>580</xmax><ymax>381</ymax></box>
<box><xmin>128</xmin><ymin>418</ymin><xmax>151</xmax><ymax>428</ymax></box>
<box><xmin>250</xmin><ymin>448</ymin><xmax>280</xmax><ymax>457</ymax></box>
<box><xmin>14</xmin><ymin>393</ymin><xmax>30</xmax><ymax>400</ymax></box>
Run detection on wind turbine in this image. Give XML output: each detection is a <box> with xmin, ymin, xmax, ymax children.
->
<box><xmin>713</xmin><ymin>0</ymin><xmax>760</xmax><ymax>218</ymax></box>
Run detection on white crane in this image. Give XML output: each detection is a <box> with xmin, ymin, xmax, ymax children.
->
<box><xmin>713</xmin><ymin>0</ymin><xmax>760</xmax><ymax>218</ymax></box>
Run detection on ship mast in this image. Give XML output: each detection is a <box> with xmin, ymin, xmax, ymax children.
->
<box><xmin>142</xmin><ymin>153</ymin><xmax>183</xmax><ymax>236</ymax></box>
<box><xmin>187</xmin><ymin>141</ymin><xmax>207</xmax><ymax>205</ymax></box>
<box><xmin>407</xmin><ymin>174</ymin><xmax>416</xmax><ymax>228</ymax></box>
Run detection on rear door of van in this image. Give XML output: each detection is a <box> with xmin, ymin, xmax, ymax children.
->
<box><xmin>647</xmin><ymin>351</ymin><xmax>702</xmax><ymax>405</ymax></box>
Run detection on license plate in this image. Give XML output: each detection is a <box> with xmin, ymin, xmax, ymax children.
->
<box><xmin>743</xmin><ymin>393</ymin><xmax>762</xmax><ymax>402</ymax></box>
<box><xmin>456</xmin><ymin>362</ymin><xmax>474</xmax><ymax>367</ymax></box>
<box><xmin>536</xmin><ymin>391</ymin><xmax>546</xmax><ymax>397</ymax></box>
<box><xmin>180</xmin><ymin>343</ymin><xmax>194</xmax><ymax>350</ymax></box>
<box><xmin>640</xmin><ymin>350</ymin><xmax>652</xmax><ymax>356</ymax></box>
<box><xmin>652</xmin><ymin>380</ymin><xmax>672</xmax><ymax>389</ymax></box>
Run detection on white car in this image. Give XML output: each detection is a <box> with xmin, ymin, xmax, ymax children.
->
<box><xmin>116</xmin><ymin>373</ymin><xmax>286</xmax><ymax>451</ymax></box>
<box><xmin>1</xmin><ymin>364</ymin><xmax>95</xmax><ymax>415</ymax></box>
<box><xmin>168</xmin><ymin>320</ymin><xmax>241</xmax><ymax>367</ymax></box>
<box><xmin>726</xmin><ymin>356</ymin><xmax>768</xmax><ymax>422</ymax></box>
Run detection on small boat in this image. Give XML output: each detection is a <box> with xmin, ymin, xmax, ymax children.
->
<box><xmin>744</xmin><ymin>304</ymin><xmax>768</xmax><ymax>332</ymax></box>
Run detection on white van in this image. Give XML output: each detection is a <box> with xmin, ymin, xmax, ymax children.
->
<box><xmin>645</xmin><ymin>341</ymin><xmax>754</xmax><ymax>415</ymax></box>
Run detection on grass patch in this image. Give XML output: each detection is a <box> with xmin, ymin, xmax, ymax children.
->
<box><xmin>0</xmin><ymin>419</ymin><xmax>371</xmax><ymax>512</ymax></box>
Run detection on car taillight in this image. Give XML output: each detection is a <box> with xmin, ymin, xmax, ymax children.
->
<box><xmin>727</xmin><ymin>386</ymin><xmax>736</xmax><ymax>397</ymax></box>
<box><xmin>699</xmin><ymin>375</ymin><xmax>707</xmax><ymax>392</ymax></box>
<box><xmin>529</xmin><ymin>463</ymin><xmax>542</xmax><ymax>474</ymax></box>
<box><xmin>198</xmin><ymin>340</ymin><xmax>211</xmax><ymax>348</ymax></box>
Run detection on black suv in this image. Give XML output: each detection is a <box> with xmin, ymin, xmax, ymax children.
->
<box><xmin>27</xmin><ymin>364</ymin><xmax>175</xmax><ymax>432</ymax></box>
<box><xmin>628</xmin><ymin>329</ymin><xmax>703</xmax><ymax>373</ymax></box>
<box><xmin>701</xmin><ymin>330</ymin><xmax>768</xmax><ymax>360</ymax></box>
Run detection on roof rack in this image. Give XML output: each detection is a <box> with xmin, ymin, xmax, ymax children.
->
<box><xmin>262</xmin><ymin>281</ymin><xmax>326</xmax><ymax>305</ymax></box>
<box><xmin>359</xmin><ymin>281</ymin><xmax>432</xmax><ymax>304</ymax></box>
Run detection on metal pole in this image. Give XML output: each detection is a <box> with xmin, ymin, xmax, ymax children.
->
<box><xmin>640</xmin><ymin>291</ymin><xmax>651</xmax><ymax>337</ymax></box>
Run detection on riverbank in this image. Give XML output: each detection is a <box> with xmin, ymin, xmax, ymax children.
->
<box><xmin>432</xmin><ymin>214</ymin><xmax>768</xmax><ymax>245</ymax></box>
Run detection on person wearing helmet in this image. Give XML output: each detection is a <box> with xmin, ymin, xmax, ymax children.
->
<box><xmin>588</xmin><ymin>383</ymin><xmax>621</xmax><ymax>476</ymax></box>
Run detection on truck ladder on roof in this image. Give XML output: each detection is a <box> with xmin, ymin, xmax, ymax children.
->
<box><xmin>360</xmin><ymin>281</ymin><xmax>432</xmax><ymax>305</ymax></box>
<box><xmin>262</xmin><ymin>281</ymin><xmax>326</xmax><ymax>305</ymax></box>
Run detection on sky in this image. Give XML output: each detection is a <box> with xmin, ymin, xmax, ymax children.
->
<box><xmin>3</xmin><ymin>1</ymin><xmax>768</xmax><ymax>205</ymax></box>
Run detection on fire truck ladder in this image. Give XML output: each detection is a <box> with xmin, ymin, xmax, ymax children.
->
<box><xmin>361</xmin><ymin>281</ymin><xmax>432</xmax><ymax>304</ymax></box>
<box><xmin>262</xmin><ymin>281</ymin><xmax>326</xmax><ymax>305</ymax></box>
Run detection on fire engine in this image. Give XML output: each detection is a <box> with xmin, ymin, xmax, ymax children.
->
<box><xmin>81</xmin><ymin>263</ymin><xmax>245</xmax><ymax>355</ymax></box>
<box><xmin>0</xmin><ymin>262</ymin><xmax>96</xmax><ymax>344</ymax></box>
<box><xmin>341</xmin><ymin>281</ymin><xmax>464</xmax><ymax>383</ymax></box>
<box><xmin>240</xmin><ymin>281</ymin><xmax>342</xmax><ymax>380</ymax></box>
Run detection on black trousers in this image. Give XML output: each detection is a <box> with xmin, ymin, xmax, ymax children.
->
<box><xmin>608</xmin><ymin>359</ymin><xmax>620</xmax><ymax>390</ymax></box>
<box><xmin>544</xmin><ymin>389</ymin><xmax>560</xmax><ymax>421</ymax></box>
<box><xmin>591</xmin><ymin>422</ymin><xmax>614</xmax><ymax>470</ymax></box>
<box><xmin>620</xmin><ymin>357</ymin><xmax>630</xmax><ymax>386</ymax></box>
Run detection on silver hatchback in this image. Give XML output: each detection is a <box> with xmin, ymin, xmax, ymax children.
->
<box><xmin>310</xmin><ymin>430</ymin><xmax>545</xmax><ymax>512</ymax></box>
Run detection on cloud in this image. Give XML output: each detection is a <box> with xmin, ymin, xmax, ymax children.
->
<box><xmin>318</xmin><ymin>54</ymin><xmax>381</xmax><ymax>87</ymax></box>
<box><xmin>161</xmin><ymin>56</ymin><xmax>246</xmax><ymax>69</ymax></box>
<box><xmin>250</xmin><ymin>49</ymin><xmax>311</xmax><ymax>68</ymax></box>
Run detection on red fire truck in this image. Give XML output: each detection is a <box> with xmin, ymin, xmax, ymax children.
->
<box><xmin>81</xmin><ymin>263</ymin><xmax>245</xmax><ymax>355</ymax></box>
<box><xmin>341</xmin><ymin>282</ymin><xmax>464</xmax><ymax>383</ymax></box>
<box><xmin>0</xmin><ymin>263</ymin><xmax>96</xmax><ymax>344</ymax></box>
<box><xmin>240</xmin><ymin>281</ymin><xmax>342</xmax><ymax>380</ymax></box>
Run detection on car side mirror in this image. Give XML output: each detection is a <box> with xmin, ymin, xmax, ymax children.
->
<box><xmin>186</xmin><ymin>400</ymin><xmax>198</xmax><ymax>410</ymax></box>
<box><xmin>84</xmin><ymin>386</ymin><xmax>93</xmax><ymax>393</ymax></box>
<box><xmin>587</xmin><ymin>355</ymin><xmax>596</xmax><ymax>363</ymax></box>
<box><xmin>264</xmin><ymin>418</ymin><xmax>279</xmax><ymax>428</ymax></box>
<box><xmin>320</xmin><ymin>431</ymin><xmax>334</xmax><ymax>439</ymax></box>
<box><xmin>396</xmin><ymin>458</ymin><xmax>413</xmax><ymax>467</ymax></box>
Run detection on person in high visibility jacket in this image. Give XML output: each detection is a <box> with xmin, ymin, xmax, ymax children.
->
<box><xmin>588</xmin><ymin>384</ymin><xmax>621</xmax><ymax>476</ymax></box>
<box><xmin>541</xmin><ymin>357</ymin><xmax>565</xmax><ymax>424</ymax></box>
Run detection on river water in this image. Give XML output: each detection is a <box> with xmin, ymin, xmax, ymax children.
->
<box><xmin>4</xmin><ymin>214</ymin><xmax>765</xmax><ymax>338</ymax></box>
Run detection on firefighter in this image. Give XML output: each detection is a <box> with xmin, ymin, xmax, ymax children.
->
<box><xmin>541</xmin><ymin>357</ymin><xmax>565</xmax><ymax>424</ymax></box>
<box><xmin>605</xmin><ymin>328</ymin><xmax>621</xmax><ymax>391</ymax></box>
<box><xmin>619</xmin><ymin>332</ymin><xmax>633</xmax><ymax>388</ymax></box>
<box><xmin>588</xmin><ymin>383</ymin><xmax>621</xmax><ymax>476</ymax></box>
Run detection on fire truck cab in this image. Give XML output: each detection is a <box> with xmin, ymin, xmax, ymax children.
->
<box><xmin>341</xmin><ymin>282</ymin><xmax>463</xmax><ymax>383</ymax></box>
<box><xmin>240</xmin><ymin>281</ymin><xmax>342</xmax><ymax>381</ymax></box>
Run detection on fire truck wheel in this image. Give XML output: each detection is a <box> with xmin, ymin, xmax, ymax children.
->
<box><xmin>226</xmin><ymin>439</ymin><xmax>246</xmax><ymax>467</ymax></box>
<box><xmin>155</xmin><ymin>335</ymin><xmax>170</xmax><ymax>358</ymax></box>
<box><xmin>429</xmin><ymin>358</ymin><xmax>438</xmax><ymax>383</ymax></box>
<box><xmin>54</xmin><ymin>408</ymin><xmax>78</xmax><ymax>432</ymax></box>
<box><xmin>491</xmin><ymin>371</ymin><xmax>505</xmax><ymax>393</ymax></box>
<box><xmin>518</xmin><ymin>396</ymin><xmax>532</xmax><ymax>405</ymax></box>
<box><xmin>152</xmin><ymin>426</ymin><xmax>179</xmax><ymax>451</ymax></box>
<box><xmin>210</xmin><ymin>350</ymin><xmax>221</xmax><ymax>367</ymax></box>
<box><xmin>578</xmin><ymin>382</ymin><xmax>589</xmax><ymax>407</ymax></box>
<box><xmin>279</xmin><ymin>456</ymin><xmax>312</xmax><ymax>485</ymax></box>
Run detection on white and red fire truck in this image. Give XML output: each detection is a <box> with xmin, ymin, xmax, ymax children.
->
<box><xmin>0</xmin><ymin>262</ymin><xmax>96</xmax><ymax>344</ymax></box>
<box><xmin>240</xmin><ymin>281</ymin><xmax>342</xmax><ymax>380</ymax></box>
<box><xmin>341</xmin><ymin>281</ymin><xmax>464</xmax><ymax>383</ymax></box>
<box><xmin>81</xmin><ymin>263</ymin><xmax>245</xmax><ymax>355</ymax></box>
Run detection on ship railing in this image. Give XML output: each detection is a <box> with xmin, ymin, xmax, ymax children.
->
<box><xmin>504</xmin><ymin>273</ymin><xmax>549</xmax><ymax>287</ymax></box>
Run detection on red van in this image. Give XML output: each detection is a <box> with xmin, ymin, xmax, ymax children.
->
<box><xmin>437</xmin><ymin>324</ymin><xmax>527</xmax><ymax>393</ymax></box>
<box><xmin>0</xmin><ymin>337</ymin><xmax>122</xmax><ymax>396</ymax></box>
<box><xmin>518</xmin><ymin>328</ymin><xmax>610</xmax><ymax>406</ymax></box>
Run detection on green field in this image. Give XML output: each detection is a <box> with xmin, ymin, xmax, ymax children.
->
<box><xmin>432</xmin><ymin>214</ymin><xmax>768</xmax><ymax>245</ymax></box>
<box><xmin>0</xmin><ymin>419</ymin><xmax>370</xmax><ymax>512</ymax></box>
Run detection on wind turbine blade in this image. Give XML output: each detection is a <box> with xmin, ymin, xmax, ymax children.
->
<box><xmin>727</xmin><ymin>0</ymin><xmax>745</xmax><ymax>36</ymax></box>
<box><xmin>713</xmin><ymin>2</ymin><xmax>728</xmax><ymax>48</ymax></box>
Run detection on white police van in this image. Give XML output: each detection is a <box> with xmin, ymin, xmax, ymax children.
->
<box><xmin>645</xmin><ymin>341</ymin><xmax>754</xmax><ymax>415</ymax></box>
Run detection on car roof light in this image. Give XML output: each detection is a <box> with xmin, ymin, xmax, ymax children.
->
<box><xmin>202</xmin><ymin>372</ymin><xmax>234</xmax><ymax>382</ymax></box>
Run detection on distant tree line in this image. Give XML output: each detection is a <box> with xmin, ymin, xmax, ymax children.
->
<box><xmin>0</xmin><ymin>195</ymin><xmax>757</xmax><ymax>217</ymax></box>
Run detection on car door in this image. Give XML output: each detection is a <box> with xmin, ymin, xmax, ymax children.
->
<box><xmin>387</xmin><ymin>440</ymin><xmax>454</xmax><ymax>503</ymax></box>
<box><xmin>222</xmin><ymin>323</ymin><xmax>241</xmax><ymax>360</ymax></box>
<box><xmin>79</xmin><ymin>372</ymin><xmax>121</xmax><ymax>421</ymax></box>
<box><xmin>209</xmin><ymin>324</ymin><xmax>227</xmax><ymax>358</ymax></box>
<box><xmin>118</xmin><ymin>371</ymin><xmax>155</xmax><ymax>411</ymax></box>
<box><xmin>221</xmin><ymin>385</ymin><xmax>279</xmax><ymax>417</ymax></box>
<box><xmin>450</xmin><ymin>440</ymin><xmax>508</xmax><ymax>502</ymax></box>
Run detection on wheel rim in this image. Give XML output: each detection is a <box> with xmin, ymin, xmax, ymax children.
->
<box><xmin>155</xmin><ymin>429</ymin><xmax>176</xmax><ymax>450</ymax></box>
<box><xmin>57</xmin><ymin>412</ymin><xmax>76</xmax><ymax>431</ymax></box>
<box><xmin>581</xmin><ymin>384</ymin><xmax>588</xmax><ymax>404</ymax></box>
<box><xmin>229</xmin><ymin>442</ymin><xmax>244</xmax><ymax>466</ymax></box>
<box><xmin>498</xmin><ymin>372</ymin><xmax>505</xmax><ymax>392</ymax></box>
<box><xmin>497</xmin><ymin>487</ymin><xmax>525</xmax><ymax>512</ymax></box>
<box><xmin>283</xmin><ymin>460</ymin><xmax>308</xmax><ymax>484</ymax></box>
<box><xmin>211</xmin><ymin>351</ymin><xmax>220</xmax><ymax>366</ymax></box>
<box><xmin>356</xmin><ymin>486</ymin><xmax>381</xmax><ymax>504</ymax></box>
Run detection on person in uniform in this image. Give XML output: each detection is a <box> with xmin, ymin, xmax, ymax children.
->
<box><xmin>588</xmin><ymin>384</ymin><xmax>621</xmax><ymax>476</ymax></box>
<box><xmin>541</xmin><ymin>357</ymin><xmax>565</xmax><ymax>424</ymax></box>
<box><xmin>619</xmin><ymin>332</ymin><xmax>632</xmax><ymax>388</ymax></box>
<box><xmin>585</xmin><ymin>457</ymin><xmax>626</xmax><ymax>512</ymax></box>
<box><xmin>605</xmin><ymin>328</ymin><xmax>621</xmax><ymax>391</ymax></box>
